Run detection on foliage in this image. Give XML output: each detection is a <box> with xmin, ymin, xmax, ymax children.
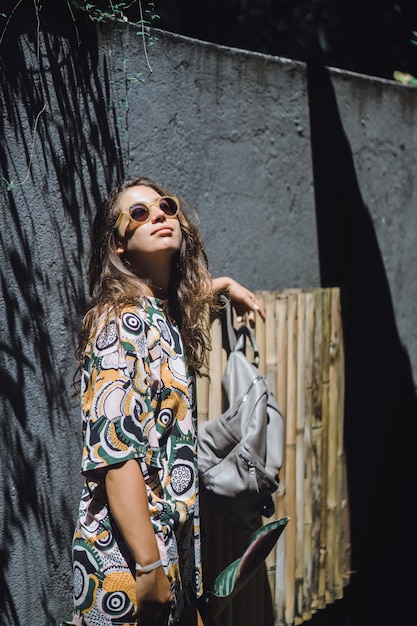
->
<box><xmin>211</xmin><ymin>518</ymin><xmax>289</xmax><ymax>599</ymax></box>
<box><xmin>0</xmin><ymin>0</ymin><xmax>158</xmax><ymax>189</ymax></box>
<box><xmin>69</xmin><ymin>0</ymin><xmax>158</xmax><ymax>27</ymax></box>
<box><xmin>70</xmin><ymin>1</ymin><xmax>134</xmax><ymax>22</ymax></box>
<box><xmin>393</xmin><ymin>70</ymin><xmax>417</xmax><ymax>85</ymax></box>
<box><xmin>207</xmin><ymin>518</ymin><xmax>289</xmax><ymax>621</ymax></box>
<box><xmin>0</xmin><ymin>0</ymin><xmax>159</xmax><ymax>38</ymax></box>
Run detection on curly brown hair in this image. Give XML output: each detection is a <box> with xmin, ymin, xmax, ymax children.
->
<box><xmin>77</xmin><ymin>177</ymin><xmax>217</xmax><ymax>373</ymax></box>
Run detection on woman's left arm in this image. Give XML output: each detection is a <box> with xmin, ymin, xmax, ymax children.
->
<box><xmin>212</xmin><ymin>276</ymin><xmax>266</xmax><ymax>327</ymax></box>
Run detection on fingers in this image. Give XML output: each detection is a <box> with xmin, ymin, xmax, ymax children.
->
<box><xmin>217</xmin><ymin>277</ymin><xmax>266</xmax><ymax>325</ymax></box>
<box><xmin>134</xmin><ymin>599</ymin><xmax>172</xmax><ymax>625</ymax></box>
<box><xmin>134</xmin><ymin>567</ymin><xmax>173</xmax><ymax>625</ymax></box>
<box><xmin>235</xmin><ymin>292</ymin><xmax>265</xmax><ymax>327</ymax></box>
<box><xmin>250</xmin><ymin>293</ymin><xmax>265</xmax><ymax>321</ymax></box>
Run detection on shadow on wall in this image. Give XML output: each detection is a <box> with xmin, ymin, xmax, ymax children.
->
<box><xmin>0</xmin><ymin>6</ymin><xmax>123</xmax><ymax>623</ymax></box>
<box><xmin>307</xmin><ymin>65</ymin><xmax>417</xmax><ymax>626</ymax></box>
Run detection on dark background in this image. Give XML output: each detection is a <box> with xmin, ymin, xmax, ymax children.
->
<box><xmin>143</xmin><ymin>0</ymin><xmax>417</xmax><ymax>80</ymax></box>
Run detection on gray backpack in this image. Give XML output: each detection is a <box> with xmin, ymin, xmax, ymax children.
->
<box><xmin>198</xmin><ymin>299</ymin><xmax>284</xmax><ymax>529</ymax></box>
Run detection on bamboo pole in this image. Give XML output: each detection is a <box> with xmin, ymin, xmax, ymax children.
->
<box><xmin>335</xmin><ymin>289</ymin><xmax>350</xmax><ymax>595</ymax></box>
<box><xmin>255</xmin><ymin>290</ymin><xmax>268</xmax><ymax>377</ymax></box>
<box><xmin>208</xmin><ymin>317</ymin><xmax>223</xmax><ymax>422</ymax></box>
<box><xmin>325</xmin><ymin>288</ymin><xmax>339</xmax><ymax>605</ymax></box>
<box><xmin>331</xmin><ymin>289</ymin><xmax>342</xmax><ymax>601</ymax></box>
<box><xmin>310</xmin><ymin>289</ymin><xmax>324</xmax><ymax>614</ymax></box>
<box><xmin>274</xmin><ymin>293</ymin><xmax>288</xmax><ymax>626</ymax></box>
<box><xmin>338</xmin><ymin>300</ymin><xmax>351</xmax><ymax>594</ymax></box>
<box><xmin>197</xmin><ymin>307</ymin><xmax>211</xmax><ymax>425</ymax></box>
<box><xmin>284</xmin><ymin>292</ymin><xmax>298</xmax><ymax>626</ymax></box>
<box><xmin>317</xmin><ymin>289</ymin><xmax>331</xmax><ymax>609</ymax></box>
<box><xmin>197</xmin><ymin>375</ymin><xmax>209</xmax><ymax>424</ymax></box>
<box><xmin>261</xmin><ymin>291</ymin><xmax>280</xmax><ymax>605</ymax></box>
<box><xmin>253</xmin><ymin>291</ymin><xmax>277</xmax><ymax>626</ymax></box>
<box><xmin>330</xmin><ymin>289</ymin><xmax>346</xmax><ymax>600</ymax></box>
<box><xmin>302</xmin><ymin>291</ymin><xmax>315</xmax><ymax>622</ymax></box>
<box><xmin>294</xmin><ymin>292</ymin><xmax>306</xmax><ymax>624</ymax></box>
<box><xmin>340</xmin><ymin>450</ymin><xmax>351</xmax><ymax>593</ymax></box>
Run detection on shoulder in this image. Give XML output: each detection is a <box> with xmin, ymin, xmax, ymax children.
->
<box><xmin>84</xmin><ymin>304</ymin><xmax>146</xmax><ymax>354</ymax></box>
<box><xmin>118</xmin><ymin>302</ymin><xmax>162</xmax><ymax>358</ymax></box>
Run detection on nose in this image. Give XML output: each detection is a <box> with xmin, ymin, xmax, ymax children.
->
<box><xmin>150</xmin><ymin>201</ymin><xmax>166</xmax><ymax>222</ymax></box>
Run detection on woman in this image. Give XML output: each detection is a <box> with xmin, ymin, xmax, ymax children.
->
<box><xmin>65</xmin><ymin>177</ymin><xmax>264</xmax><ymax>626</ymax></box>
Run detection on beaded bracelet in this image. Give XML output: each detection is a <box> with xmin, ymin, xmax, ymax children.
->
<box><xmin>135</xmin><ymin>558</ymin><xmax>162</xmax><ymax>575</ymax></box>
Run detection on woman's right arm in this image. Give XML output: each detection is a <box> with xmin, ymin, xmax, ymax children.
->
<box><xmin>105</xmin><ymin>459</ymin><xmax>173</xmax><ymax>624</ymax></box>
<box><xmin>84</xmin><ymin>310</ymin><xmax>172</xmax><ymax>623</ymax></box>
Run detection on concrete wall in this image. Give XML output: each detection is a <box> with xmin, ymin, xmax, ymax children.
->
<box><xmin>326</xmin><ymin>67</ymin><xmax>417</xmax><ymax>378</ymax></box>
<box><xmin>0</xmin><ymin>9</ymin><xmax>416</xmax><ymax>626</ymax></box>
<box><xmin>98</xmin><ymin>25</ymin><xmax>319</xmax><ymax>291</ymax></box>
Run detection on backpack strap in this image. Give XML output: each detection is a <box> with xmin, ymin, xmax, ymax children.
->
<box><xmin>219</xmin><ymin>294</ymin><xmax>237</xmax><ymax>352</ymax></box>
<box><xmin>235</xmin><ymin>325</ymin><xmax>260</xmax><ymax>368</ymax></box>
<box><xmin>220</xmin><ymin>295</ymin><xmax>260</xmax><ymax>367</ymax></box>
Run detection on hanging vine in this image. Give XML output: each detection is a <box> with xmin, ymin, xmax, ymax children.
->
<box><xmin>0</xmin><ymin>0</ymin><xmax>159</xmax><ymax>190</ymax></box>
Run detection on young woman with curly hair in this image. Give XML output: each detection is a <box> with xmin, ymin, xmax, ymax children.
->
<box><xmin>63</xmin><ymin>177</ymin><xmax>264</xmax><ymax>626</ymax></box>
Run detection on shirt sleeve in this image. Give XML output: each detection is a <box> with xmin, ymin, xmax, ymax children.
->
<box><xmin>80</xmin><ymin>307</ymin><xmax>160</xmax><ymax>479</ymax></box>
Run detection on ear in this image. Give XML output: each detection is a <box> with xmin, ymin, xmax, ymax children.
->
<box><xmin>115</xmin><ymin>243</ymin><xmax>125</xmax><ymax>256</ymax></box>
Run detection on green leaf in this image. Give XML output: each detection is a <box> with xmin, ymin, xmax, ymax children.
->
<box><xmin>393</xmin><ymin>70</ymin><xmax>417</xmax><ymax>86</ymax></box>
<box><xmin>2</xmin><ymin>177</ymin><xmax>15</xmax><ymax>191</ymax></box>
<box><xmin>211</xmin><ymin>517</ymin><xmax>289</xmax><ymax>600</ymax></box>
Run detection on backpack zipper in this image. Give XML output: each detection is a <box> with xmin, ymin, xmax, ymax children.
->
<box><xmin>238</xmin><ymin>452</ymin><xmax>278</xmax><ymax>492</ymax></box>
<box><xmin>238</xmin><ymin>453</ymin><xmax>259</xmax><ymax>493</ymax></box>
<box><xmin>225</xmin><ymin>376</ymin><xmax>265</xmax><ymax>422</ymax></box>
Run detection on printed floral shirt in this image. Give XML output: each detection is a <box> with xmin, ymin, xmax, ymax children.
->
<box><xmin>72</xmin><ymin>298</ymin><xmax>201</xmax><ymax>625</ymax></box>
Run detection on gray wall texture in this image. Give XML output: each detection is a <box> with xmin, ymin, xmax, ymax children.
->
<box><xmin>1</xmin><ymin>8</ymin><xmax>416</xmax><ymax>626</ymax></box>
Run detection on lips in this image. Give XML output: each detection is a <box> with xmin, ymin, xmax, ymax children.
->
<box><xmin>152</xmin><ymin>226</ymin><xmax>173</xmax><ymax>235</ymax></box>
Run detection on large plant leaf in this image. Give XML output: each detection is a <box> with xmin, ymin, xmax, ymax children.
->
<box><xmin>211</xmin><ymin>517</ymin><xmax>289</xmax><ymax>600</ymax></box>
<box><xmin>206</xmin><ymin>517</ymin><xmax>290</xmax><ymax>622</ymax></box>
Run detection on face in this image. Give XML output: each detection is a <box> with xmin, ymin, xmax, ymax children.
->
<box><xmin>114</xmin><ymin>185</ymin><xmax>182</xmax><ymax>273</ymax></box>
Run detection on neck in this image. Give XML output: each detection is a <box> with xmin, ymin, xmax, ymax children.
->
<box><xmin>139</xmin><ymin>264</ymin><xmax>172</xmax><ymax>299</ymax></box>
<box><xmin>143</xmin><ymin>279</ymin><xmax>169</xmax><ymax>299</ymax></box>
<box><xmin>125</xmin><ymin>251</ymin><xmax>175</xmax><ymax>299</ymax></box>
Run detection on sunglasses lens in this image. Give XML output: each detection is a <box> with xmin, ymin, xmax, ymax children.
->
<box><xmin>160</xmin><ymin>197</ymin><xmax>178</xmax><ymax>216</ymax></box>
<box><xmin>129</xmin><ymin>204</ymin><xmax>150</xmax><ymax>223</ymax></box>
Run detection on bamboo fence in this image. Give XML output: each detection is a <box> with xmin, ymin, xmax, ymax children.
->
<box><xmin>197</xmin><ymin>288</ymin><xmax>350</xmax><ymax>626</ymax></box>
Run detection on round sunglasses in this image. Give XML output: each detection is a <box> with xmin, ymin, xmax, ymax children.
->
<box><xmin>114</xmin><ymin>196</ymin><xmax>179</xmax><ymax>229</ymax></box>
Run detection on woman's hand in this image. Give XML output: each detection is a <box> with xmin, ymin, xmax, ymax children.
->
<box><xmin>134</xmin><ymin>566</ymin><xmax>173</xmax><ymax>626</ymax></box>
<box><xmin>212</xmin><ymin>276</ymin><xmax>266</xmax><ymax>327</ymax></box>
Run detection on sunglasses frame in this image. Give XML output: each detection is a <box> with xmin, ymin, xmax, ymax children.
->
<box><xmin>114</xmin><ymin>195</ymin><xmax>180</xmax><ymax>230</ymax></box>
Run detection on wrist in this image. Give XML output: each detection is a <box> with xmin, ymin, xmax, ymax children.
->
<box><xmin>212</xmin><ymin>276</ymin><xmax>232</xmax><ymax>293</ymax></box>
<box><xmin>135</xmin><ymin>558</ymin><xmax>162</xmax><ymax>576</ymax></box>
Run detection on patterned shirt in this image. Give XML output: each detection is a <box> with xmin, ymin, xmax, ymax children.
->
<box><xmin>71</xmin><ymin>298</ymin><xmax>202</xmax><ymax>626</ymax></box>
